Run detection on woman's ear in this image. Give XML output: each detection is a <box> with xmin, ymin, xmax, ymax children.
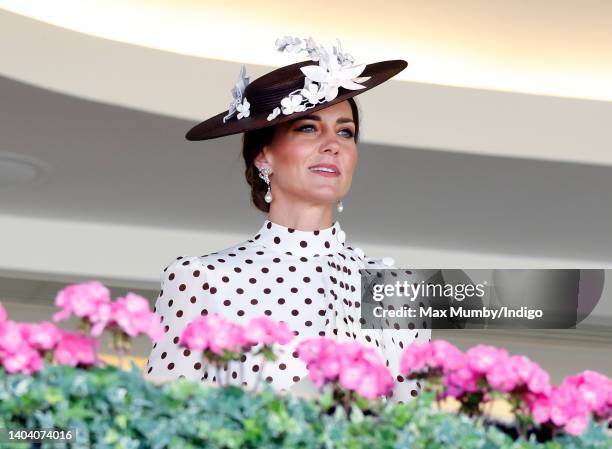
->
<box><xmin>254</xmin><ymin>146</ymin><xmax>272</xmax><ymax>170</ymax></box>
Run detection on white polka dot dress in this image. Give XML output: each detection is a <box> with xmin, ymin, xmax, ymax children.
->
<box><xmin>144</xmin><ymin>219</ymin><xmax>431</xmax><ymax>402</ymax></box>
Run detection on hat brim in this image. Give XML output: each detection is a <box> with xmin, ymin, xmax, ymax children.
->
<box><xmin>185</xmin><ymin>59</ymin><xmax>407</xmax><ymax>141</ymax></box>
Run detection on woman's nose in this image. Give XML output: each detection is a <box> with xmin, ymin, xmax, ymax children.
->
<box><xmin>321</xmin><ymin>144</ymin><xmax>340</xmax><ymax>155</ymax></box>
<box><xmin>319</xmin><ymin>132</ymin><xmax>341</xmax><ymax>154</ymax></box>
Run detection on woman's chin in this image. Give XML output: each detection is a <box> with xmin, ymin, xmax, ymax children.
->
<box><xmin>305</xmin><ymin>188</ymin><xmax>343</xmax><ymax>203</ymax></box>
<box><xmin>308</xmin><ymin>173</ymin><xmax>344</xmax><ymax>186</ymax></box>
<box><xmin>286</xmin><ymin>185</ymin><xmax>346</xmax><ymax>205</ymax></box>
<box><xmin>309</xmin><ymin>195</ymin><xmax>343</xmax><ymax>206</ymax></box>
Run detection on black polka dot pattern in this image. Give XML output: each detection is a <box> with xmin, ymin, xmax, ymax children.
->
<box><xmin>144</xmin><ymin>219</ymin><xmax>431</xmax><ymax>402</ymax></box>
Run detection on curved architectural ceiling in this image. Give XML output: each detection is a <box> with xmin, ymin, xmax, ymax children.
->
<box><xmin>1</xmin><ymin>0</ymin><xmax>611</xmax><ymax>102</ymax></box>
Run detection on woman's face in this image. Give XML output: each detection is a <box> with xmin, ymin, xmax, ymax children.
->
<box><xmin>258</xmin><ymin>100</ymin><xmax>358</xmax><ymax>206</ymax></box>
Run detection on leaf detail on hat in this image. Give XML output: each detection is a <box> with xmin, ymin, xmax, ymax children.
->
<box><xmin>300</xmin><ymin>65</ymin><xmax>328</xmax><ymax>83</ymax></box>
<box><xmin>352</xmin><ymin>76</ymin><xmax>371</xmax><ymax>84</ymax></box>
<box><xmin>223</xmin><ymin>64</ymin><xmax>250</xmax><ymax>123</ymax></box>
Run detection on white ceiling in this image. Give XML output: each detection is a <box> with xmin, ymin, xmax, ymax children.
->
<box><xmin>1</xmin><ymin>0</ymin><xmax>612</xmax><ymax>101</ymax></box>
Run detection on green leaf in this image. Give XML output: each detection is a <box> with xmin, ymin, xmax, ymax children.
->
<box><xmin>44</xmin><ymin>386</ymin><xmax>64</xmax><ymax>405</ymax></box>
<box><xmin>349</xmin><ymin>403</ymin><xmax>364</xmax><ymax>424</ymax></box>
<box><xmin>317</xmin><ymin>389</ymin><xmax>334</xmax><ymax>411</ymax></box>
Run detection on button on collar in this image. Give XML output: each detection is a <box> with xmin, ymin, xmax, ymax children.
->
<box><xmin>382</xmin><ymin>256</ymin><xmax>395</xmax><ymax>267</ymax></box>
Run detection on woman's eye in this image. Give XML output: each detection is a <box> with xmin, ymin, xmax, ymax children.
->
<box><xmin>296</xmin><ymin>124</ymin><xmax>316</xmax><ymax>133</ymax></box>
<box><xmin>295</xmin><ymin>124</ymin><xmax>354</xmax><ymax>138</ymax></box>
<box><xmin>339</xmin><ymin>128</ymin><xmax>354</xmax><ymax>138</ymax></box>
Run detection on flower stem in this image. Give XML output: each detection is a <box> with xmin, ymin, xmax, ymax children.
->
<box><xmin>434</xmin><ymin>381</ymin><xmax>443</xmax><ymax>411</ymax></box>
<box><xmin>118</xmin><ymin>348</ymin><xmax>124</xmax><ymax>370</ymax></box>
<box><xmin>551</xmin><ymin>425</ymin><xmax>558</xmax><ymax>439</ymax></box>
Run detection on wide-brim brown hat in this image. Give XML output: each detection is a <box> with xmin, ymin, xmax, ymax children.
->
<box><xmin>185</xmin><ymin>37</ymin><xmax>407</xmax><ymax>141</ymax></box>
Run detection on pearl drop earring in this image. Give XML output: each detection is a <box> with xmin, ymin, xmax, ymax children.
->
<box><xmin>336</xmin><ymin>200</ymin><xmax>344</xmax><ymax>212</ymax></box>
<box><xmin>258</xmin><ymin>167</ymin><xmax>273</xmax><ymax>203</ymax></box>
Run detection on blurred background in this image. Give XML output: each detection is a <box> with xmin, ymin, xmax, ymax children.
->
<box><xmin>0</xmin><ymin>1</ymin><xmax>611</xmax><ymax>382</ymax></box>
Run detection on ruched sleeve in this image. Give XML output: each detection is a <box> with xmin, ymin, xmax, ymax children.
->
<box><xmin>144</xmin><ymin>256</ymin><xmax>211</xmax><ymax>384</ymax></box>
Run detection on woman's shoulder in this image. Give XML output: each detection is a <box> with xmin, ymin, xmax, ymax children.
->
<box><xmin>160</xmin><ymin>239</ymin><xmax>259</xmax><ymax>279</ymax></box>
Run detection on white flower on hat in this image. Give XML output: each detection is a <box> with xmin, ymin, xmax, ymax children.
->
<box><xmin>272</xmin><ymin>35</ymin><xmax>371</xmax><ymax>119</ymax></box>
<box><xmin>267</xmin><ymin>107</ymin><xmax>281</xmax><ymax>121</ymax></box>
<box><xmin>275</xmin><ymin>35</ymin><xmax>303</xmax><ymax>53</ymax></box>
<box><xmin>223</xmin><ymin>64</ymin><xmax>250</xmax><ymax>123</ymax></box>
<box><xmin>281</xmin><ymin>94</ymin><xmax>306</xmax><ymax>115</ymax></box>
<box><xmin>224</xmin><ymin>36</ymin><xmax>371</xmax><ymax>124</ymax></box>
<box><xmin>301</xmin><ymin>80</ymin><xmax>326</xmax><ymax>105</ymax></box>
<box><xmin>301</xmin><ymin>49</ymin><xmax>369</xmax><ymax>102</ymax></box>
<box><xmin>303</xmin><ymin>36</ymin><xmax>322</xmax><ymax>61</ymax></box>
<box><xmin>236</xmin><ymin>97</ymin><xmax>250</xmax><ymax>119</ymax></box>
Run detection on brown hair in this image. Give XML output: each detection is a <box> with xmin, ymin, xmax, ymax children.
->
<box><xmin>243</xmin><ymin>98</ymin><xmax>361</xmax><ymax>213</ymax></box>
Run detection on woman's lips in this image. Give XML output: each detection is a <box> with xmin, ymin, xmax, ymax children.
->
<box><xmin>309</xmin><ymin>163</ymin><xmax>340</xmax><ymax>177</ymax></box>
<box><xmin>310</xmin><ymin>170</ymin><xmax>340</xmax><ymax>177</ymax></box>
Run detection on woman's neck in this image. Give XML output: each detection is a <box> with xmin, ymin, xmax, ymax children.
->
<box><xmin>267</xmin><ymin>200</ymin><xmax>335</xmax><ymax>231</ymax></box>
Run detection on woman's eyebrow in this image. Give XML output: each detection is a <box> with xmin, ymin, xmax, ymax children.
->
<box><xmin>291</xmin><ymin>115</ymin><xmax>354</xmax><ymax>124</ymax></box>
<box><xmin>336</xmin><ymin>117</ymin><xmax>354</xmax><ymax>124</ymax></box>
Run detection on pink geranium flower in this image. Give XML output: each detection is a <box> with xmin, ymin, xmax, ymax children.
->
<box><xmin>208</xmin><ymin>321</ymin><xmax>246</xmax><ymax>355</ymax></box>
<box><xmin>530</xmin><ymin>381</ymin><xmax>592</xmax><ymax>435</ymax></box>
<box><xmin>0</xmin><ymin>320</ymin><xmax>26</xmax><ymax>353</ymax></box>
<box><xmin>399</xmin><ymin>341</ymin><xmax>430</xmax><ymax>373</ymax></box>
<box><xmin>1</xmin><ymin>316</ymin><xmax>97</xmax><ymax>374</ymax></box>
<box><xmin>485</xmin><ymin>355</ymin><xmax>551</xmax><ymax>395</ymax></box>
<box><xmin>527</xmin><ymin>365</ymin><xmax>553</xmax><ymax>396</ymax></box>
<box><xmin>400</xmin><ymin>340</ymin><xmax>610</xmax><ymax>437</ymax></box>
<box><xmin>0</xmin><ymin>317</ymin><xmax>43</xmax><ymax>375</ymax></box>
<box><xmin>297</xmin><ymin>337</ymin><xmax>394</xmax><ymax>399</ymax></box>
<box><xmin>2</xmin><ymin>344</ymin><xmax>44</xmax><ymax>375</ymax></box>
<box><xmin>295</xmin><ymin>337</ymin><xmax>332</xmax><ymax>364</ymax></box>
<box><xmin>485</xmin><ymin>359</ymin><xmax>519</xmax><ymax>393</ymax></box>
<box><xmin>53</xmin><ymin>281</ymin><xmax>112</xmax><ymax>326</ymax></box>
<box><xmin>244</xmin><ymin>317</ymin><xmax>294</xmax><ymax>346</ymax></box>
<box><xmin>53</xmin><ymin>330</ymin><xmax>100</xmax><ymax>368</ymax></box>
<box><xmin>443</xmin><ymin>359</ymin><xmax>480</xmax><ymax>397</ymax></box>
<box><xmin>564</xmin><ymin>371</ymin><xmax>612</xmax><ymax>418</ymax></box>
<box><xmin>400</xmin><ymin>341</ymin><xmax>554</xmax><ymax>409</ymax></box>
<box><xmin>102</xmin><ymin>293</ymin><xmax>164</xmax><ymax>341</ymax></box>
<box><xmin>20</xmin><ymin>321</ymin><xmax>63</xmax><ymax>351</ymax></box>
<box><xmin>466</xmin><ymin>344</ymin><xmax>509</xmax><ymax>374</ymax></box>
<box><xmin>180</xmin><ymin>313</ymin><xmax>248</xmax><ymax>355</ymax></box>
<box><xmin>400</xmin><ymin>340</ymin><xmax>464</xmax><ymax>375</ymax></box>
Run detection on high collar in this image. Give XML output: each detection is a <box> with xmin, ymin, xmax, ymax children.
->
<box><xmin>252</xmin><ymin>219</ymin><xmax>346</xmax><ymax>256</ymax></box>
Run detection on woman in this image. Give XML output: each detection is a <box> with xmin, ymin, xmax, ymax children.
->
<box><xmin>145</xmin><ymin>36</ymin><xmax>431</xmax><ymax>402</ymax></box>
